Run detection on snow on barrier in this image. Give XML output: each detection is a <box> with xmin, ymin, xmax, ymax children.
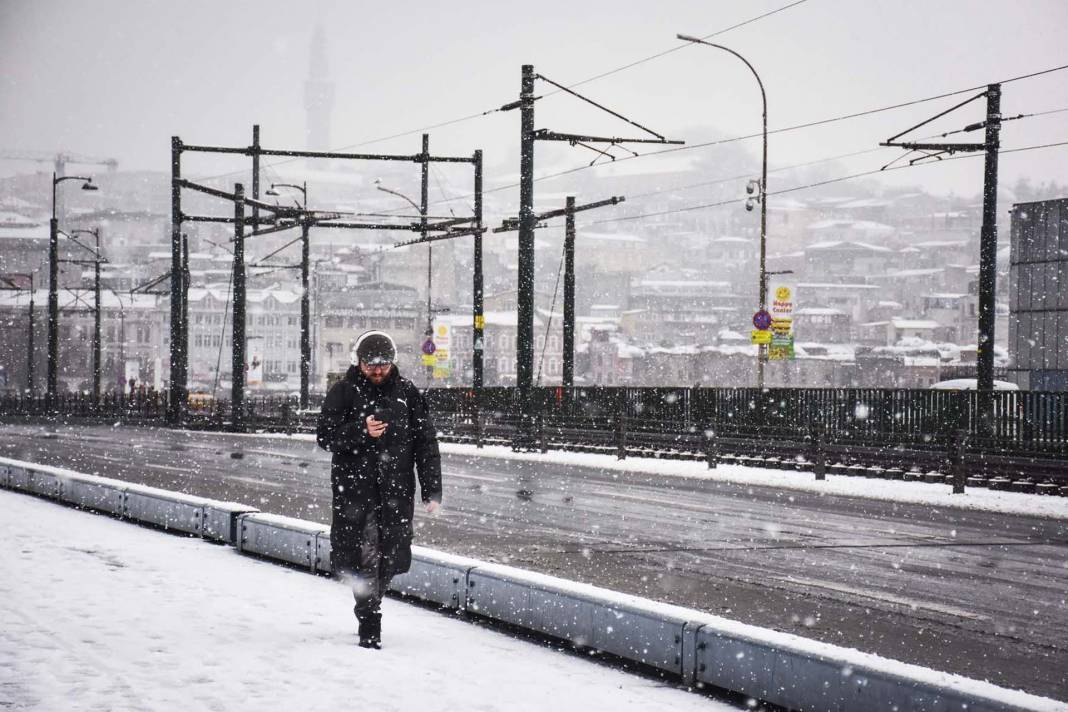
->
<box><xmin>0</xmin><ymin>455</ymin><xmax>1060</xmax><ymax>712</ymax></box>
<box><xmin>236</xmin><ymin>512</ymin><xmax>328</xmax><ymax>573</ymax></box>
<box><xmin>0</xmin><ymin>456</ymin><xmax>258</xmax><ymax>543</ymax></box>
<box><xmin>393</xmin><ymin>546</ymin><xmax>481</xmax><ymax>611</ymax></box>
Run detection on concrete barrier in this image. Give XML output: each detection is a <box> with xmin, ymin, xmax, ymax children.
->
<box><xmin>0</xmin><ymin>454</ymin><xmax>1060</xmax><ymax>712</ymax></box>
<box><xmin>236</xmin><ymin>512</ymin><xmax>326</xmax><ymax>572</ymax></box>
<box><xmin>0</xmin><ymin>457</ymin><xmax>259</xmax><ymax>543</ymax></box>
<box><xmin>392</xmin><ymin>547</ymin><xmax>479</xmax><ymax>610</ymax></box>
<box><xmin>203</xmin><ymin>501</ymin><xmax>260</xmax><ymax>545</ymax></box>
<box><xmin>124</xmin><ymin>484</ymin><xmax>206</xmax><ymax>536</ymax></box>
<box><xmin>59</xmin><ymin>474</ymin><xmax>126</xmax><ymax>517</ymax></box>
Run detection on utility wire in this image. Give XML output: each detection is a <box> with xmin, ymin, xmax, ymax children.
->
<box><xmin>211</xmin><ymin>263</ymin><xmax>235</xmax><ymax>401</ymax></box>
<box><xmin>585</xmin><ymin>139</ymin><xmax>1068</xmax><ymax>225</ymax></box>
<box><xmin>188</xmin><ymin>2</ymin><xmax>811</xmax><ymax>185</ymax></box>
<box><xmin>520</xmin><ymin>64</ymin><xmax>1068</xmax><ymax>189</ymax></box>
<box><xmin>536</xmin><ymin>246</ymin><xmax>567</xmax><ymax>385</ymax></box>
<box><xmin>548</xmin><ymin>0</ymin><xmax>812</xmax><ymax>93</ymax></box>
<box><xmin>374</xmin><ymin>63</ymin><xmax>1068</xmax><ymax>216</ymax></box>
<box><xmin>622</xmin><ymin>107</ymin><xmax>1068</xmax><ymax>202</ymax></box>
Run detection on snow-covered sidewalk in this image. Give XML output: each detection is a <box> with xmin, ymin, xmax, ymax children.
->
<box><xmin>0</xmin><ymin>488</ymin><xmax>741</xmax><ymax>712</ymax></box>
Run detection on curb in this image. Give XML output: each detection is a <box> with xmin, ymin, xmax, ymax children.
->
<box><xmin>1</xmin><ymin>455</ymin><xmax>1062</xmax><ymax>712</ymax></box>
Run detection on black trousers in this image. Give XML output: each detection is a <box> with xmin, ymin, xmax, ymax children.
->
<box><xmin>333</xmin><ymin>507</ymin><xmax>392</xmax><ymax>619</ymax></box>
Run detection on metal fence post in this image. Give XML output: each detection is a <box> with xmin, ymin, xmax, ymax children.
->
<box><xmin>704</xmin><ymin>425</ymin><xmax>718</xmax><ymax>469</ymax></box>
<box><xmin>951</xmin><ymin>429</ymin><xmax>967</xmax><ymax>494</ymax></box>
<box><xmin>281</xmin><ymin>400</ymin><xmax>292</xmax><ymax>436</ymax></box>
<box><xmin>812</xmin><ymin>424</ymin><xmax>826</xmax><ymax>481</ymax></box>
<box><xmin>473</xmin><ymin>392</ymin><xmax>484</xmax><ymax>449</ymax></box>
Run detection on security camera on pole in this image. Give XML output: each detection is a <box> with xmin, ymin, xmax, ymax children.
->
<box><xmin>677</xmin><ymin>34</ymin><xmax>769</xmax><ymax>389</ymax></box>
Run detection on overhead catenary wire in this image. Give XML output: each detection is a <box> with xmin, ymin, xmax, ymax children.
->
<box><xmin>584</xmin><ymin>139</ymin><xmax>1068</xmax><ymax>225</ymax></box>
<box><xmin>374</xmin><ymin>63</ymin><xmax>1068</xmax><ymax>216</ymax></box>
<box><xmin>545</xmin><ymin>0</ymin><xmax>812</xmax><ymax>93</ymax></box>
<box><xmin>187</xmin><ymin>1</ymin><xmax>812</xmax><ymax>185</ymax></box>
<box><xmin>514</xmin><ymin>64</ymin><xmax>1068</xmax><ymax>190</ymax></box>
<box><xmin>622</xmin><ymin>106</ymin><xmax>1068</xmax><ymax>202</ymax></box>
<box><xmin>210</xmin><ymin>260</ymin><xmax>235</xmax><ymax>401</ymax></box>
<box><xmin>536</xmin><ymin>245</ymin><xmax>567</xmax><ymax>386</ymax></box>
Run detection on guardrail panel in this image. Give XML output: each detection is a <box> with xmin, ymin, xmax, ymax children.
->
<box><xmin>25</xmin><ymin>469</ymin><xmax>61</xmax><ymax>498</ymax></box>
<box><xmin>590</xmin><ymin>602</ymin><xmax>685</xmax><ymax>674</ymax></box>
<box><xmin>465</xmin><ymin>570</ymin><xmax>532</xmax><ymax>626</ymax></box>
<box><xmin>60</xmin><ymin>476</ymin><xmax>126</xmax><ymax>516</ymax></box>
<box><xmin>693</xmin><ymin>628</ymin><xmax>1034</xmax><ymax>712</ymax></box>
<box><xmin>123</xmin><ymin>489</ymin><xmax>204</xmax><ymax>536</ymax></box>
<box><xmin>390</xmin><ymin>557</ymin><xmax>468</xmax><ymax>610</ymax></box>
<box><xmin>526</xmin><ymin>589</ymin><xmax>594</xmax><ymax>646</ymax></box>
<box><xmin>237</xmin><ymin>514</ymin><xmax>323</xmax><ymax>571</ymax></box>
<box><xmin>202</xmin><ymin>502</ymin><xmax>259</xmax><ymax>545</ymax></box>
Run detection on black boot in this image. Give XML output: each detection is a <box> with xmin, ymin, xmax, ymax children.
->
<box><xmin>357</xmin><ymin>611</ymin><xmax>382</xmax><ymax>649</ymax></box>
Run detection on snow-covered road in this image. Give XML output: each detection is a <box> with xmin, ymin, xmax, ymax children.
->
<box><xmin>0</xmin><ymin>488</ymin><xmax>744</xmax><ymax>712</ymax></box>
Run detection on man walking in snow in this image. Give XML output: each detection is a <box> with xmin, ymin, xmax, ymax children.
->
<box><xmin>317</xmin><ymin>330</ymin><xmax>442</xmax><ymax>649</ymax></box>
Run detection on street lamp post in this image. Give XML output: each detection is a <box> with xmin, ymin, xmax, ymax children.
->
<box><xmin>676</xmin><ymin>34</ymin><xmax>769</xmax><ymax>389</ymax></box>
<box><xmin>266</xmin><ymin>181</ymin><xmax>312</xmax><ymax>409</ymax></box>
<box><xmin>1</xmin><ymin>272</ymin><xmax>36</xmax><ymax>393</ymax></box>
<box><xmin>48</xmin><ymin>173</ymin><xmax>98</xmax><ymax>405</ymax></box>
<box><xmin>375</xmin><ymin>178</ymin><xmax>433</xmax><ymax>382</ymax></box>
<box><xmin>67</xmin><ymin>228</ymin><xmax>107</xmax><ymax>403</ymax></box>
<box><xmin>105</xmin><ymin>287</ymin><xmax>127</xmax><ymax>396</ymax></box>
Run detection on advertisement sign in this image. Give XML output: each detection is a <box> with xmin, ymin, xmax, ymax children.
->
<box><xmin>750</xmin><ymin>329</ymin><xmax>772</xmax><ymax>345</ymax></box>
<box><xmin>769</xmin><ymin>333</ymin><xmax>795</xmax><ymax>361</ymax></box>
<box><xmin>432</xmin><ymin>322</ymin><xmax>451</xmax><ymax>379</ymax></box>
<box><xmin>767</xmin><ymin>282</ymin><xmax>797</xmax><ymax>360</ymax></box>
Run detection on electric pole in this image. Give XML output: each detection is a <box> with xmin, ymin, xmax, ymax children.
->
<box><xmin>976</xmin><ymin>84</ymin><xmax>1002</xmax><ymax>432</ymax></box>
<box><xmin>232</xmin><ymin>184</ymin><xmax>246</xmax><ymax>430</ymax></box>
<box><xmin>168</xmin><ymin>136</ymin><xmax>184</xmax><ymax>423</ymax></box>
<box><xmin>495</xmin><ymin>195</ymin><xmax>625</xmax><ymax>389</ymax></box>
<box><xmin>563</xmin><ymin>197</ymin><xmax>576</xmax><ymax>388</ymax></box>
<box><xmin>880</xmin><ymin>83</ymin><xmax>1003</xmax><ymax>435</ymax></box>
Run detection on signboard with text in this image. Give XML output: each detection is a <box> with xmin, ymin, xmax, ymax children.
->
<box><xmin>767</xmin><ymin>282</ymin><xmax>797</xmax><ymax>360</ymax></box>
<box><xmin>433</xmin><ymin>322</ymin><xmax>451</xmax><ymax>379</ymax></box>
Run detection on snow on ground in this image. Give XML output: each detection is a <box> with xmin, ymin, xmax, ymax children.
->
<box><xmin>0</xmin><ymin>489</ymin><xmax>741</xmax><ymax>712</ymax></box>
<box><xmin>232</xmin><ymin>431</ymin><xmax>1068</xmax><ymax>520</ymax></box>
<box><xmin>438</xmin><ymin>443</ymin><xmax>1068</xmax><ymax>520</ymax></box>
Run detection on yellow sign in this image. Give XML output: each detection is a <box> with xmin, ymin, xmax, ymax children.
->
<box><xmin>751</xmin><ymin>329</ymin><xmax>772</xmax><ymax>345</ymax></box>
<box><xmin>421</xmin><ymin>354</ymin><xmax>436</xmax><ymax>366</ymax></box>
<box><xmin>474</xmin><ymin>315</ymin><xmax>485</xmax><ymax>330</ymax></box>
<box><xmin>433</xmin><ymin>367</ymin><xmax>450</xmax><ymax>379</ymax></box>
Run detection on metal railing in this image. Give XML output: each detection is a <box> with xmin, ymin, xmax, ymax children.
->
<box><xmin>2</xmin><ymin>386</ymin><xmax>1066</xmax><ymax>486</ymax></box>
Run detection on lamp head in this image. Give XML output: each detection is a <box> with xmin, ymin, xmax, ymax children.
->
<box><xmin>81</xmin><ymin>181</ymin><xmax>98</xmax><ymax>192</ymax></box>
<box><xmin>265</xmin><ymin>188</ymin><xmax>280</xmax><ymax>196</ymax></box>
<box><xmin>676</xmin><ymin>33</ymin><xmax>702</xmax><ymax>43</ymax></box>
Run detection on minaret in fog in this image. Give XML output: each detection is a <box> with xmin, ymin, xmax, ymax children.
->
<box><xmin>304</xmin><ymin>24</ymin><xmax>334</xmax><ymax>151</ymax></box>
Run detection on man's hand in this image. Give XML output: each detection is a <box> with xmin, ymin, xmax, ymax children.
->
<box><xmin>425</xmin><ymin>500</ymin><xmax>440</xmax><ymax>514</ymax></box>
<box><xmin>366</xmin><ymin>415</ymin><xmax>388</xmax><ymax>439</ymax></box>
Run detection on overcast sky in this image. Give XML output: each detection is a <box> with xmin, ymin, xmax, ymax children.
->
<box><xmin>2</xmin><ymin>0</ymin><xmax>1066</xmax><ymax>201</ymax></box>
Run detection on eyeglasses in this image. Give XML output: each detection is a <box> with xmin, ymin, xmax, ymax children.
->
<box><xmin>363</xmin><ymin>362</ymin><xmax>392</xmax><ymax>371</ymax></box>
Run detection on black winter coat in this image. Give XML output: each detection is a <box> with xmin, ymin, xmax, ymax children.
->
<box><xmin>316</xmin><ymin>365</ymin><xmax>441</xmax><ymax>577</ymax></box>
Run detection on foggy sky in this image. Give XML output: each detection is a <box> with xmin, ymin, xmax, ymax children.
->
<box><xmin>2</xmin><ymin>0</ymin><xmax>1066</xmax><ymax>201</ymax></box>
